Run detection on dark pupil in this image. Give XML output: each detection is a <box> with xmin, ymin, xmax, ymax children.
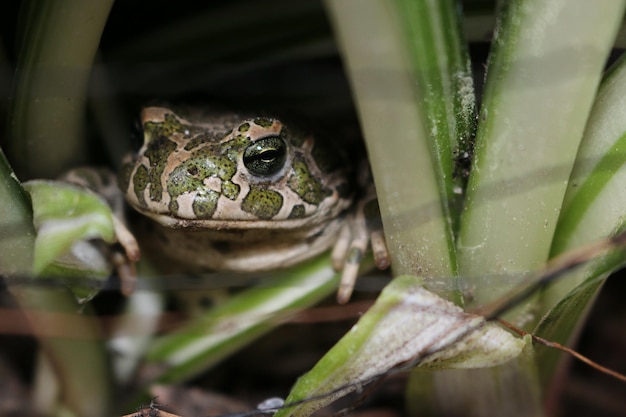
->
<box><xmin>243</xmin><ymin>136</ymin><xmax>287</xmax><ymax>176</ymax></box>
<box><xmin>259</xmin><ymin>149</ymin><xmax>281</xmax><ymax>162</ymax></box>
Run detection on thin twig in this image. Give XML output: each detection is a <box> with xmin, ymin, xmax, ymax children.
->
<box><xmin>498</xmin><ymin>319</ymin><xmax>626</xmax><ymax>383</ymax></box>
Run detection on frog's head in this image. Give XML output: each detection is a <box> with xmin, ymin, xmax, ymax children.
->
<box><xmin>119</xmin><ymin>107</ymin><xmax>353</xmax><ymax>229</ymax></box>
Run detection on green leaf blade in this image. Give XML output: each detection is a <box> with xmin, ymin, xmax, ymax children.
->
<box><xmin>24</xmin><ymin>180</ymin><xmax>116</xmax><ymax>277</ymax></box>
<box><xmin>457</xmin><ymin>0</ymin><xmax>626</xmax><ymax>313</ymax></box>
<box><xmin>145</xmin><ymin>256</ymin><xmax>342</xmax><ymax>384</ymax></box>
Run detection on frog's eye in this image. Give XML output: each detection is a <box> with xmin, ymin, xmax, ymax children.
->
<box><xmin>243</xmin><ymin>136</ymin><xmax>287</xmax><ymax>176</ymax></box>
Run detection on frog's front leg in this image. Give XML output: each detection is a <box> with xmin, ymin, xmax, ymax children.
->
<box><xmin>332</xmin><ymin>169</ymin><xmax>390</xmax><ymax>304</ymax></box>
<box><xmin>60</xmin><ymin>167</ymin><xmax>140</xmax><ymax>295</ymax></box>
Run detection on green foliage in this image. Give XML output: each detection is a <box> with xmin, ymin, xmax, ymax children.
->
<box><xmin>3</xmin><ymin>1</ymin><xmax>626</xmax><ymax>416</ymax></box>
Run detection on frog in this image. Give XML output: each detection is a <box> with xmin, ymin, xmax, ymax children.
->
<box><xmin>65</xmin><ymin>106</ymin><xmax>389</xmax><ymax>303</ymax></box>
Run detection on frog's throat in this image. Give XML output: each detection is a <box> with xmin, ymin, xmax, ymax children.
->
<box><xmin>144</xmin><ymin>217</ymin><xmax>345</xmax><ymax>271</ymax></box>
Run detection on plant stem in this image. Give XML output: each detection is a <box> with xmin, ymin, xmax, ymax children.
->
<box><xmin>323</xmin><ymin>0</ymin><xmax>462</xmax><ymax>300</ymax></box>
<box><xmin>457</xmin><ymin>0</ymin><xmax>624</xmax><ymax>317</ymax></box>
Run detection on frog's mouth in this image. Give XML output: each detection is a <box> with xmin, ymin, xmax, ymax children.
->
<box><xmin>136</xmin><ymin>205</ymin><xmax>347</xmax><ymax>232</ymax></box>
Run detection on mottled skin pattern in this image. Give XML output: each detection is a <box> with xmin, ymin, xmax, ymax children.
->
<box><xmin>119</xmin><ymin>107</ymin><xmax>353</xmax><ymax>271</ymax></box>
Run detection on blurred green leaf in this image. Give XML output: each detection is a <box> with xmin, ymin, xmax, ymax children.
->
<box><xmin>24</xmin><ymin>180</ymin><xmax>116</xmax><ymax>301</ymax></box>
<box><xmin>8</xmin><ymin>0</ymin><xmax>114</xmax><ymax>178</ymax></box>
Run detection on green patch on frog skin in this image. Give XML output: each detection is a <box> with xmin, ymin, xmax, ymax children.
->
<box><xmin>132</xmin><ymin>165</ymin><xmax>150</xmax><ymax>207</ymax></box>
<box><xmin>143</xmin><ymin>113</ymin><xmax>186</xmax><ymax>143</ymax></box>
<box><xmin>184</xmin><ymin>133</ymin><xmax>223</xmax><ymax>151</ymax></box>
<box><xmin>192</xmin><ymin>190</ymin><xmax>219</xmax><ymax>218</ymax></box>
<box><xmin>242</xmin><ymin>186</ymin><xmax>283</xmax><ymax>219</ymax></box>
<box><xmin>287</xmin><ymin>157</ymin><xmax>329</xmax><ymax>205</ymax></box>
<box><xmin>145</xmin><ymin>137</ymin><xmax>178</xmax><ymax>202</ymax></box>
<box><xmin>288</xmin><ymin>204</ymin><xmax>306</xmax><ymax>219</ymax></box>
<box><xmin>221</xmin><ymin>181</ymin><xmax>241</xmax><ymax>200</ymax></box>
<box><xmin>167</xmin><ymin>160</ymin><xmax>234</xmax><ymax>195</ymax></box>
<box><xmin>201</xmin><ymin>148</ymin><xmax>238</xmax><ymax>178</ymax></box>
<box><xmin>238</xmin><ymin>122</ymin><xmax>250</xmax><ymax>132</ymax></box>
<box><xmin>166</xmin><ymin>148</ymin><xmax>238</xmax><ymax>214</ymax></box>
<box><xmin>169</xmin><ymin>198</ymin><xmax>179</xmax><ymax>214</ymax></box>
<box><xmin>253</xmin><ymin>117</ymin><xmax>274</xmax><ymax>128</ymax></box>
<box><xmin>225</xmin><ymin>134</ymin><xmax>253</xmax><ymax>156</ymax></box>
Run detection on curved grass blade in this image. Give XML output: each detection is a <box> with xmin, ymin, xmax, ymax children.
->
<box><xmin>144</xmin><ymin>256</ymin><xmax>343</xmax><ymax>385</ymax></box>
<box><xmin>535</xmin><ymin>52</ymin><xmax>626</xmax><ymax>386</ymax></box>
<box><xmin>8</xmin><ymin>0</ymin><xmax>114</xmax><ymax>178</ymax></box>
<box><xmin>24</xmin><ymin>179</ymin><xmax>119</xmax><ymax>302</ymax></box>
